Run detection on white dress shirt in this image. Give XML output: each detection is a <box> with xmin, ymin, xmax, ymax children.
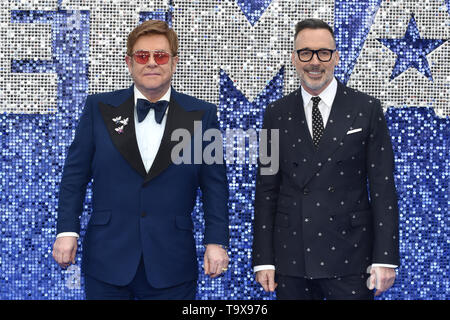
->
<box><xmin>254</xmin><ymin>79</ymin><xmax>397</xmax><ymax>272</ymax></box>
<box><xmin>57</xmin><ymin>86</ymin><xmax>170</xmax><ymax>239</ymax></box>
<box><xmin>134</xmin><ymin>86</ymin><xmax>170</xmax><ymax>173</ymax></box>
<box><xmin>301</xmin><ymin>77</ymin><xmax>337</xmax><ymax>136</ymax></box>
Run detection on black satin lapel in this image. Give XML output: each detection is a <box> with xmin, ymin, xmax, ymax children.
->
<box><xmin>144</xmin><ymin>98</ymin><xmax>205</xmax><ymax>184</ymax></box>
<box><xmin>98</xmin><ymin>95</ymin><xmax>147</xmax><ymax>178</ymax></box>
<box><xmin>301</xmin><ymin>84</ymin><xmax>357</xmax><ymax>187</ymax></box>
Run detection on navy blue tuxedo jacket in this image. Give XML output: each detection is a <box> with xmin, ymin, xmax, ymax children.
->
<box><xmin>57</xmin><ymin>85</ymin><xmax>229</xmax><ymax>288</ymax></box>
<box><xmin>252</xmin><ymin>80</ymin><xmax>400</xmax><ymax>279</ymax></box>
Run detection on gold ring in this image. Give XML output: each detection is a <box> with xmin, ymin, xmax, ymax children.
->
<box><xmin>222</xmin><ymin>268</ymin><xmax>228</xmax><ymax>271</ymax></box>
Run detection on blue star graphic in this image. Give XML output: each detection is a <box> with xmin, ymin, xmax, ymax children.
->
<box><xmin>234</xmin><ymin>0</ymin><xmax>273</xmax><ymax>26</ymax></box>
<box><xmin>377</xmin><ymin>15</ymin><xmax>447</xmax><ymax>81</ymax></box>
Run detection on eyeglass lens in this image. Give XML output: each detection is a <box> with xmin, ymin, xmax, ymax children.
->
<box><xmin>133</xmin><ymin>51</ymin><xmax>170</xmax><ymax>65</ymax></box>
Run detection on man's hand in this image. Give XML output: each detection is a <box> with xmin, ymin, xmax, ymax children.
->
<box><xmin>203</xmin><ymin>244</ymin><xmax>229</xmax><ymax>278</ymax></box>
<box><xmin>367</xmin><ymin>266</ymin><xmax>396</xmax><ymax>296</ymax></box>
<box><xmin>255</xmin><ymin>269</ymin><xmax>277</xmax><ymax>292</ymax></box>
<box><xmin>52</xmin><ymin>236</ymin><xmax>78</xmax><ymax>268</ymax></box>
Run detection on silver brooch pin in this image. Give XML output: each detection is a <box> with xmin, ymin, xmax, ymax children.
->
<box><xmin>112</xmin><ymin>116</ymin><xmax>128</xmax><ymax>134</ymax></box>
<box><xmin>115</xmin><ymin>125</ymin><xmax>124</xmax><ymax>134</ymax></box>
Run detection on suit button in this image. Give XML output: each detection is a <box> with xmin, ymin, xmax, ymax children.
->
<box><xmin>337</xmin><ymin>160</ymin><xmax>343</xmax><ymax>165</ymax></box>
<box><xmin>141</xmin><ymin>212</ymin><xmax>146</xmax><ymax>217</ymax></box>
<box><xmin>303</xmin><ymin>188</ymin><xmax>309</xmax><ymax>195</ymax></box>
<box><xmin>328</xmin><ymin>186</ymin><xmax>335</xmax><ymax>193</ymax></box>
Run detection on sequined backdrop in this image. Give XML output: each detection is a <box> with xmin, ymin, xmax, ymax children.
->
<box><xmin>0</xmin><ymin>0</ymin><xmax>448</xmax><ymax>300</ymax></box>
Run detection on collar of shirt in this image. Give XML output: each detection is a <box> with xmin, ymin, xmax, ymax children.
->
<box><xmin>300</xmin><ymin>77</ymin><xmax>337</xmax><ymax>109</ymax></box>
<box><xmin>133</xmin><ymin>85</ymin><xmax>171</xmax><ymax>110</ymax></box>
<box><xmin>133</xmin><ymin>86</ymin><xmax>171</xmax><ymax>173</ymax></box>
<box><xmin>300</xmin><ymin>77</ymin><xmax>337</xmax><ymax>136</ymax></box>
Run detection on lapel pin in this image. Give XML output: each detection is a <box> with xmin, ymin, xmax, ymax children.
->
<box><xmin>112</xmin><ymin>117</ymin><xmax>129</xmax><ymax>134</ymax></box>
<box><xmin>112</xmin><ymin>116</ymin><xmax>122</xmax><ymax>123</ymax></box>
<box><xmin>115</xmin><ymin>125</ymin><xmax>124</xmax><ymax>134</ymax></box>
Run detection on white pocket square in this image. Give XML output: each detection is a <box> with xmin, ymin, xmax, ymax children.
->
<box><xmin>346</xmin><ymin>128</ymin><xmax>362</xmax><ymax>135</ymax></box>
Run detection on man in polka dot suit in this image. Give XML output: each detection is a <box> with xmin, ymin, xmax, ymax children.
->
<box><xmin>252</xmin><ymin>19</ymin><xmax>399</xmax><ymax>300</ymax></box>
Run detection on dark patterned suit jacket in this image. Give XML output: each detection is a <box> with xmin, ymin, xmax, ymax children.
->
<box><xmin>252</xmin><ymin>80</ymin><xmax>399</xmax><ymax>279</ymax></box>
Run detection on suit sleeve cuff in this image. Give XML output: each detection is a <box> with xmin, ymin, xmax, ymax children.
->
<box><xmin>371</xmin><ymin>263</ymin><xmax>398</xmax><ymax>269</ymax></box>
<box><xmin>56</xmin><ymin>232</ymin><xmax>79</xmax><ymax>239</ymax></box>
<box><xmin>253</xmin><ymin>265</ymin><xmax>276</xmax><ymax>273</ymax></box>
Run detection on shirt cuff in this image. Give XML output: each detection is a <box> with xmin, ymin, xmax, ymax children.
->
<box><xmin>253</xmin><ymin>265</ymin><xmax>276</xmax><ymax>273</ymax></box>
<box><xmin>56</xmin><ymin>232</ymin><xmax>79</xmax><ymax>239</ymax></box>
<box><xmin>371</xmin><ymin>263</ymin><xmax>398</xmax><ymax>269</ymax></box>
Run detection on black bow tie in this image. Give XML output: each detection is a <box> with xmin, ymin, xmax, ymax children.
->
<box><xmin>136</xmin><ymin>99</ymin><xmax>169</xmax><ymax>124</ymax></box>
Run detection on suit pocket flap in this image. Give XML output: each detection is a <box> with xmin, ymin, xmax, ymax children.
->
<box><xmin>89</xmin><ymin>210</ymin><xmax>111</xmax><ymax>226</ymax></box>
<box><xmin>175</xmin><ymin>215</ymin><xmax>194</xmax><ymax>230</ymax></box>
<box><xmin>349</xmin><ymin>210</ymin><xmax>371</xmax><ymax>227</ymax></box>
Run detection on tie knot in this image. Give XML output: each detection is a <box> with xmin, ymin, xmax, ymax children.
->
<box><xmin>311</xmin><ymin>96</ymin><xmax>321</xmax><ymax>106</ymax></box>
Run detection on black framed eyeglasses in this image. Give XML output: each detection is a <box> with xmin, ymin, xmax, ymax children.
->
<box><xmin>296</xmin><ymin>48</ymin><xmax>337</xmax><ymax>62</ymax></box>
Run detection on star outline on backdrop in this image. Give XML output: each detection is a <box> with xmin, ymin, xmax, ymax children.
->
<box><xmin>377</xmin><ymin>14</ymin><xmax>447</xmax><ymax>82</ymax></box>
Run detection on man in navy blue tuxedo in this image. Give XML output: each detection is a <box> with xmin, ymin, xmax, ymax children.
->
<box><xmin>52</xmin><ymin>20</ymin><xmax>229</xmax><ymax>299</ymax></box>
<box><xmin>252</xmin><ymin>19</ymin><xmax>399</xmax><ymax>300</ymax></box>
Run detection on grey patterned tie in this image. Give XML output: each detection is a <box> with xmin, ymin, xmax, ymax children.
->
<box><xmin>311</xmin><ymin>96</ymin><xmax>324</xmax><ymax>148</ymax></box>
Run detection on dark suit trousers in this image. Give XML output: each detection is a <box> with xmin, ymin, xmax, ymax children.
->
<box><xmin>275</xmin><ymin>273</ymin><xmax>374</xmax><ymax>300</ymax></box>
<box><xmin>84</xmin><ymin>255</ymin><xmax>197</xmax><ymax>300</ymax></box>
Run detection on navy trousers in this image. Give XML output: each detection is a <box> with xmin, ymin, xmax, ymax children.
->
<box><xmin>275</xmin><ymin>273</ymin><xmax>374</xmax><ymax>300</ymax></box>
<box><xmin>84</xmin><ymin>255</ymin><xmax>197</xmax><ymax>300</ymax></box>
